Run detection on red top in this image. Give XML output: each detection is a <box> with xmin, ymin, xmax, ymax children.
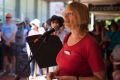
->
<box><xmin>56</xmin><ymin>33</ymin><xmax>105</xmax><ymax>77</ymax></box>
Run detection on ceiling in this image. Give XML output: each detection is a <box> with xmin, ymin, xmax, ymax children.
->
<box><xmin>45</xmin><ymin>0</ymin><xmax>120</xmax><ymax>20</ymax></box>
<box><xmin>80</xmin><ymin>0</ymin><xmax>120</xmax><ymax>4</ymax></box>
<box><xmin>45</xmin><ymin>0</ymin><xmax>120</xmax><ymax>4</ymax></box>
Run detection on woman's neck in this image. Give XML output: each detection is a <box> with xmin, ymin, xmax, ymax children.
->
<box><xmin>70</xmin><ymin>27</ymin><xmax>87</xmax><ymax>39</ymax></box>
<box><xmin>67</xmin><ymin>29</ymin><xmax>87</xmax><ymax>46</ymax></box>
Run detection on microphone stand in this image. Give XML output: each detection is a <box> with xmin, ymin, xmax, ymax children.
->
<box><xmin>15</xmin><ymin>34</ymin><xmax>50</xmax><ymax>80</ymax></box>
<box><xmin>15</xmin><ymin>55</ymin><xmax>34</xmax><ymax>80</ymax></box>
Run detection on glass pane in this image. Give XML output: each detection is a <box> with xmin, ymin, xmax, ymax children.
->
<box><xmin>0</xmin><ymin>0</ymin><xmax>3</xmax><ymax>22</ymax></box>
<box><xmin>5</xmin><ymin>0</ymin><xmax>15</xmax><ymax>17</ymax></box>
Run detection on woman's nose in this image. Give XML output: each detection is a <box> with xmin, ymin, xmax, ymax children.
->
<box><xmin>64</xmin><ymin>14</ymin><xmax>68</xmax><ymax>20</ymax></box>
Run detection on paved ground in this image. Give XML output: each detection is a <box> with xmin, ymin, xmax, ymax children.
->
<box><xmin>0</xmin><ymin>75</ymin><xmax>27</xmax><ymax>80</ymax></box>
<box><xmin>0</xmin><ymin>75</ymin><xmax>47</xmax><ymax>80</ymax></box>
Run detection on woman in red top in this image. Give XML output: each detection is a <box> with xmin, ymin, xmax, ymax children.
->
<box><xmin>47</xmin><ymin>1</ymin><xmax>105</xmax><ymax>80</ymax></box>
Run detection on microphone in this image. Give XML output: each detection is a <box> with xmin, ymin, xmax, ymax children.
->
<box><xmin>33</xmin><ymin>25</ymin><xmax>61</xmax><ymax>43</ymax></box>
<box><xmin>42</xmin><ymin>25</ymin><xmax>60</xmax><ymax>36</ymax></box>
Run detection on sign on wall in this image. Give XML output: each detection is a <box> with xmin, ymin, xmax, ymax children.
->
<box><xmin>89</xmin><ymin>4</ymin><xmax>120</xmax><ymax>11</ymax></box>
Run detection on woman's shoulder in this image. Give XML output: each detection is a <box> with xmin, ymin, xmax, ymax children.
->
<box><xmin>83</xmin><ymin>33</ymin><xmax>99</xmax><ymax>46</ymax></box>
<box><xmin>85</xmin><ymin>33</ymin><xmax>97</xmax><ymax>41</ymax></box>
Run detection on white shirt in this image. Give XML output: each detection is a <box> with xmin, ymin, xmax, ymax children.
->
<box><xmin>26</xmin><ymin>27</ymin><xmax>45</xmax><ymax>56</ymax></box>
<box><xmin>111</xmin><ymin>44</ymin><xmax>120</xmax><ymax>60</ymax></box>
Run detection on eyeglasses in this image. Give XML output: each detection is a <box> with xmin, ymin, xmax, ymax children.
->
<box><xmin>62</xmin><ymin>12</ymin><xmax>74</xmax><ymax>16</ymax></box>
<box><xmin>6</xmin><ymin>17</ymin><xmax>12</xmax><ymax>19</ymax></box>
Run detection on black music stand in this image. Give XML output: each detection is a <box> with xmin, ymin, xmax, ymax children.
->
<box><xmin>15</xmin><ymin>34</ymin><xmax>62</xmax><ymax>80</ymax></box>
<box><xmin>26</xmin><ymin>34</ymin><xmax>63</xmax><ymax>68</ymax></box>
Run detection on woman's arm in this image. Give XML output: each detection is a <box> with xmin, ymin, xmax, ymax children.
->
<box><xmin>79</xmin><ymin>71</ymin><xmax>105</xmax><ymax>80</ymax></box>
<box><xmin>47</xmin><ymin>66</ymin><xmax>59</xmax><ymax>80</ymax></box>
<box><xmin>54</xmin><ymin>71</ymin><xmax>105</xmax><ymax>80</ymax></box>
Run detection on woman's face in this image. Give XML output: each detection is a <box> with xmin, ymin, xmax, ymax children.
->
<box><xmin>111</xmin><ymin>26</ymin><xmax>116</xmax><ymax>32</ymax></box>
<box><xmin>51</xmin><ymin>20</ymin><xmax>59</xmax><ymax>29</ymax></box>
<box><xmin>32</xmin><ymin>24</ymin><xmax>38</xmax><ymax>30</ymax></box>
<box><xmin>63</xmin><ymin>7</ymin><xmax>80</xmax><ymax>30</ymax></box>
<box><xmin>95</xmin><ymin>24</ymin><xmax>100</xmax><ymax>31</ymax></box>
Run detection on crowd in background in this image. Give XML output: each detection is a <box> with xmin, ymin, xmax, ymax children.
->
<box><xmin>0</xmin><ymin>13</ymin><xmax>69</xmax><ymax>79</ymax></box>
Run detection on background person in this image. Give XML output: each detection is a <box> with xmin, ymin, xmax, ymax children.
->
<box><xmin>110</xmin><ymin>43</ymin><xmax>120</xmax><ymax>80</ymax></box>
<box><xmin>50</xmin><ymin>15</ymin><xmax>68</xmax><ymax>43</ymax></box>
<box><xmin>26</xmin><ymin>19</ymin><xmax>45</xmax><ymax>79</ymax></box>
<box><xmin>0</xmin><ymin>13</ymin><xmax>17</xmax><ymax>77</ymax></box>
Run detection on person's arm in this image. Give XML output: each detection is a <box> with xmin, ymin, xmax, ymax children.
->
<box><xmin>47</xmin><ymin>67</ymin><xmax>105</xmax><ymax>80</ymax></box>
<box><xmin>47</xmin><ymin>66</ymin><xmax>59</xmax><ymax>80</ymax></box>
<box><xmin>113</xmin><ymin>70</ymin><xmax>120</xmax><ymax>80</ymax></box>
<box><xmin>8</xmin><ymin>24</ymin><xmax>17</xmax><ymax>43</ymax></box>
<box><xmin>1</xmin><ymin>32</ymin><xmax>6</xmax><ymax>41</ymax></box>
<box><xmin>0</xmin><ymin>31</ymin><xmax>2</xmax><ymax>41</ymax></box>
<box><xmin>0</xmin><ymin>31</ymin><xmax>1</xmax><ymax>37</ymax></box>
<box><xmin>1</xmin><ymin>32</ymin><xmax>10</xmax><ymax>45</ymax></box>
<box><xmin>55</xmin><ymin>71</ymin><xmax>105</xmax><ymax>80</ymax></box>
<box><xmin>75</xmin><ymin>36</ymin><xmax>105</xmax><ymax>80</ymax></box>
<box><xmin>78</xmin><ymin>71</ymin><xmax>105</xmax><ymax>80</ymax></box>
<box><xmin>8</xmin><ymin>31</ymin><xmax>16</xmax><ymax>43</ymax></box>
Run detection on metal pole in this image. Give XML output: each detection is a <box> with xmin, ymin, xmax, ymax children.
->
<box><xmin>26</xmin><ymin>0</ymin><xmax>28</xmax><ymax>18</ymax></box>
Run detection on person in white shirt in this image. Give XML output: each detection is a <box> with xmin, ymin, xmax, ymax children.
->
<box><xmin>26</xmin><ymin>19</ymin><xmax>45</xmax><ymax>79</ymax></box>
<box><xmin>110</xmin><ymin>43</ymin><xmax>120</xmax><ymax>80</ymax></box>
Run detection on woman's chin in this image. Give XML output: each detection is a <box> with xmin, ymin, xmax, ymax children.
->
<box><xmin>64</xmin><ymin>24</ymin><xmax>69</xmax><ymax>27</ymax></box>
<box><xmin>64</xmin><ymin>25</ymin><xmax>69</xmax><ymax>28</ymax></box>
